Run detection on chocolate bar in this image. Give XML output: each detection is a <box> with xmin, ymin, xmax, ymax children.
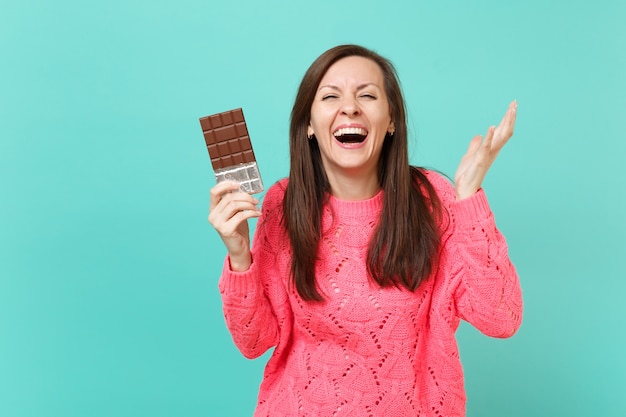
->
<box><xmin>199</xmin><ymin>108</ymin><xmax>263</xmax><ymax>194</ymax></box>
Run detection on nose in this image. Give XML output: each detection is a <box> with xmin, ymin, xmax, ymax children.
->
<box><xmin>340</xmin><ymin>97</ymin><xmax>360</xmax><ymax>117</ymax></box>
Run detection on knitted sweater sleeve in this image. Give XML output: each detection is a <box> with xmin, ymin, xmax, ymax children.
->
<box><xmin>430</xmin><ymin>172</ymin><xmax>523</xmax><ymax>338</ymax></box>
<box><xmin>217</xmin><ymin>183</ymin><xmax>286</xmax><ymax>359</ymax></box>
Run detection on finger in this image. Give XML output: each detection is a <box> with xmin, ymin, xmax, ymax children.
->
<box><xmin>211</xmin><ymin>180</ymin><xmax>241</xmax><ymax>194</ymax></box>
<box><xmin>228</xmin><ymin>207</ymin><xmax>262</xmax><ymax>226</ymax></box>
<box><xmin>209</xmin><ymin>195</ymin><xmax>260</xmax><ymax>225</ymax></box>
<box><xmin>497</xmin><ymin>100</ymin><xmax>517</xmax><ymax>126</ymax></box>
<box><xmin>466</xmin><ymin>135</ymin><xmax>483</xmax><ymax>156</ymax></box>
<box><xmin>217</xmin><ymin>209</ymin><xmax>261</xmax><ymax>236</ymax></box>
<box><xmin>506</xmin><ymin>100</ymin><xmax>518</xmax><ymax>133</ymax></box>
<box><xmin>216</xmin><ymin>189</ymin><xmax>259</xmax><ymax>208</ymax></box>
<box><xmin>482</xmin><ymin>126</ymin><xmax>495</xmax><ymax>151</ymax></box>
<box><xmin>210</xmin><ymin>181</ymin><xmax>248</xmax><ymax>210</ymax></box>
<box><xmin>494</xmin><ymin>100</ymin><xmax>518</xmax><ymax>143</ymax></box>
<box><xmin>495</xmin><ymin>101</ymin><xmax>514</xmax><ymax>129</ymax></box>
<box><xmin>472</xmin><ymin>126</ymin><xmax>496</xmax><ymax>168</ymax></box>
<box><xmin>210</xmin><ymin>180</ymin><xmax>241</xmax><ymax>199</ymax></box>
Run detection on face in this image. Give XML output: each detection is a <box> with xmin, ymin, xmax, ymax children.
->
<box><xmin>308</xmin><ymin>56</ymin><xmax>394</xmax><ymax>186</ymax></box>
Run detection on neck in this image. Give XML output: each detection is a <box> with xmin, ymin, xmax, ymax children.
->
<box><xmin>326</xmin><ymin>172</ymin><xmax>381</xmax><ymax>201</ymax></box>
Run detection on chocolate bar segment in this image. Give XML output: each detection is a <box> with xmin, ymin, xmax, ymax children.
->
<box><xmin>199</xmin><ymin>108</ymin><xmax>263</xmax><ymax>194</ymax></box>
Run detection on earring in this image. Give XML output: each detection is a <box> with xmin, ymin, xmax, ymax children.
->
<box><xmin>388</xmin><ymin>123</ymin><xmax>395</xmax><ymax>136</ymax></box>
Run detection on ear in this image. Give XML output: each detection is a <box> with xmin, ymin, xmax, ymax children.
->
<box><xmin>387</xmin><ymin>121</ymin><xmax>395</xmax><ymax>135</ymax></box>
<box><xmin>307</xmin><ymin>125</ymin><xmax>314</xmax><ymax>139</ymax></box>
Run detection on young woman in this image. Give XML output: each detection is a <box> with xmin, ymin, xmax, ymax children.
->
<box><xmin>209</xmin><ymin>44</ymin><xmax>522</xmax><ymax>417</ymax></box>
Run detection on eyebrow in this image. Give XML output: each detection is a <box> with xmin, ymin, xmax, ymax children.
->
<box><xmin>317</xmin><ymin>83</ymin><xmax>380</xmax><ymax>92</ymax></box>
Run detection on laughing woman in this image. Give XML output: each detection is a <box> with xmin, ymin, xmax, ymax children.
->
<box><xmin>208</xmin><ymin>44</ymin><xmax>523</xmax><ymax>417</ymax></box>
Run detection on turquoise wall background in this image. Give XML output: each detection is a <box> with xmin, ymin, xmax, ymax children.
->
<box><xmin>1</xmin><ymin>0</ymin><xmax>625</xmax><ymax>416</ymax></box>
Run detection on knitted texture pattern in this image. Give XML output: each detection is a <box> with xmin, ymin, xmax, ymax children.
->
<box><xmin>218</xmin><ymin>171</ymin><xmax>523</xmax><ymax>417</ymax></box>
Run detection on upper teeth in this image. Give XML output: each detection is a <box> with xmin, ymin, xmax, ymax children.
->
<box><xmin>334</xmin><ymin>127</ymin><xmax>368</xmax><ymax>137</ymax></box>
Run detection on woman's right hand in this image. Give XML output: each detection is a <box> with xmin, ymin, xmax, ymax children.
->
<box><xmin>208</xmin><ymin>181</ymin><xmax>262</xmax><ymax>271</ymax></box>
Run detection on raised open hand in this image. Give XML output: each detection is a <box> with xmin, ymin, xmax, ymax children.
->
<box><xmin>208</xmin><ymin>181</ymin><xmax>262</xmax><ymax>271</ymax></box>
<box><xmin>454</xmin><ymin>100</ymin><xmax>518</xmax><ymax>200</ymax></box>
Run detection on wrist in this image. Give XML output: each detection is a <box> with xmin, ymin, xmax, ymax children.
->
<box><xmin>228</xmin><ymin>252</ymin><xmax>252</xmax><ymax>272</ymax></box>
<box><xmin>456</xmin><ymin>186</ymin><xmax>479</xmax><ymax>201</ymax></box>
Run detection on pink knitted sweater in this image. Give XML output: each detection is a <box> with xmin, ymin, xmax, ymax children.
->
<box><xmin>218</xmin><ymin>171</ymin><xmax>523</xmax><ymax>417</ymax></box>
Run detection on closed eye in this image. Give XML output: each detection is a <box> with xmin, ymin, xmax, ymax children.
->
<box><xmin>322</xmin><ymin>94</ymin><xmax>339</xmax><ymax>100</ymax></box>
<box><xmin>360</xmin><ymin>94</ymin><xmax>376</xmax><ymax>99</ymax></box>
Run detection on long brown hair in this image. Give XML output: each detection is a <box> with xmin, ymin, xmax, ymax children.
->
<box><xmin>284</xmin><ymin>44</ymin><xmax>443</xmax><ymax>301</ymax></box>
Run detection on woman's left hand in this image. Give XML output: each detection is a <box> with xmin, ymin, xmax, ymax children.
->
<box><xmin>454</xmin><ymin>100</ymin><xmax>518</xmax><ymax>200</ymax></box>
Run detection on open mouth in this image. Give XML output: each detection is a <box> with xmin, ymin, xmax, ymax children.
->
<box><xmin>333</xmin><ymin>127</ymin><xmax>368</xmax><ymax>144</ymax></box>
